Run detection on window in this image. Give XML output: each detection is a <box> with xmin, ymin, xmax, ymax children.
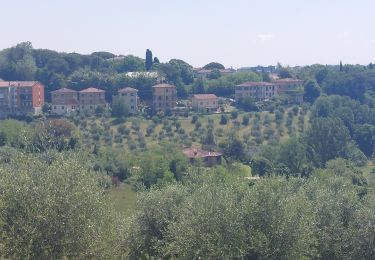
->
<box><xmin>131</xmin><ymin>106</ymin><xmax>134</xmax><ymax>109</ymax></box>
<box><xmin>54</xmin><ymin>106</ymin><xmax>57</xmax><ymax>109</ymax></box>
<box><xmin>166</xmin><ymin>96</ymin><xmax>168</xmax><ymax>100</ymax></box>
<box><xmin>158</xmin><ymin>96</ymin><xmax>162</xmax><ymax>100</ymax></box>
<box><xmin>166</xmin><ymin>89</ymin><xmax>169</xmax><ymax>93</ymax></box>
<box><xmin>62</xmin><ymin>106</ymin><xmax>65</xmax><ymax>109</ymax></box>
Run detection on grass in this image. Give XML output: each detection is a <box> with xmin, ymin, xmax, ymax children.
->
<box><xmin>108</xmin><ymin>183</ymin><xmax>137</xmax><ymax>217</ymax></box>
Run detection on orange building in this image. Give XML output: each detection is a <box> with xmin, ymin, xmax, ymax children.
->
<box><xmin>0</xmin><ymin>81</ymin><xmax>44</xmax><ymax>117</ymax></box>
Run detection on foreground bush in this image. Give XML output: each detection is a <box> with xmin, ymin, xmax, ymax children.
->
<box><xmin>0</xmin><ymin>151</ymin><xmax>124</xmax><ymax>259</ymax></box>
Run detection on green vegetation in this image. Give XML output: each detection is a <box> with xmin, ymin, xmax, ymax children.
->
<box><xmin>0</xmin><ymin>43</ymin><xmax>375</xmax><ymax>258</ymax></box>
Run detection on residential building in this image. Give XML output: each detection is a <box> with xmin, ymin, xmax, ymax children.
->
<box><xmin>79</xmin><ymin>87</ymin><xmax>106</xmax><ymax>111</ymax></box>
<box><xmin>273</xmin><ymin>78</ymin><xmax>304</xmax><ymax>94</ymax></box>
<box><xmin>0</xmin><ymin>81</ymin><xmax>44</xmax><ymax>118</ymax></box>
<box><xmin>152</xmin><ymin>83</ymin><xmax>177</xmax><ymax>112</ymax></box>
<box><xmin>51</xmin><ymin>88</ymin><xmax>79</xmax><ymax>115</ymax></box>
<box><xmin>117</xmin><ymin>87</ymin><xmax>139</xmax><ymax>114</ymax></box>
<box><xmin>235</xmin><ymin>82</ymin><xmax>278</xmax><ymax>101</ymax></box>
<box><xmin>193</xmin><ymin>68</ymin><xmax>236</xmax><ymax>78</ymax></box>
<box><xmin>191</xmin><ymin>94</ymin><xmax>218</xmax><ymax>113</ymax></box>
<box><xmin>182</xmin><ymin>148</ymin><xmax>223</xmax><ymax>167</ymax></box>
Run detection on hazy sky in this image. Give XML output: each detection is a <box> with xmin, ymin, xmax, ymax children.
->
<box><xmin>1</xmin><ymin>0</ymin><xmax>375</xmax><ymax>68</ymax></box>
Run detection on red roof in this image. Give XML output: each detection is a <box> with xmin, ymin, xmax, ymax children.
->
<box><xmin>118</xmin><ymin>87</ymin><xmax>138</xmax><ymax>92</ymax></box>
<box><xmin>237</xmin><ymin>82</ymin><xmax>275</xmax><ymax>87</ymax></box>
<box><xmin>182</xmin><ymin>148</ymin><xmax>223</xmax><ymax>158</ymax></box>
<box><xmin>152</xmin><ymin>83</ymin><xmax>175</xmax><ymax>88</ymax></box>
<box><xmin>192</xmin><ymin>94</ymin><xmax>218</xmax><ymax>100</ymax></box>
<box><xmin>79</xmin><ymin>87</ymin><xmax>105</xmax><ymax>93</ymax></box>
<box><xmin>0</xmin><ymin>81</ymin><xmax>40</xmax><ymax>88</ymax></box>
<box><xmin>51</xmin><ymin>88</ymin><xmax>77</xmax><ymax>93</ymax></box>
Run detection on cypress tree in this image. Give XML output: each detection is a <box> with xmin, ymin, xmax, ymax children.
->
<box><xmin>145</xmin><ymin>49</ymin><xmax>153</xmax><ymax>71</ymax></box>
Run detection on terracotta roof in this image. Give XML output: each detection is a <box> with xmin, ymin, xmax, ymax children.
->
<box><xmin>79</xmin><ymin>87</ymin><xmax>105</xmax><ymax>93</ymax></box>
<box><xmin>152</xmin><ymin>83</ymin><xmax>176</xmax><ymax>88</ymax></box>
<box><xmin>236</xmin><ymin>82</ymin><xmax>275</xmax><ymax>87</ymax></box>
<box><xmin>192</xmin><ymin>94</ymin><xmax>218</xmax><ymax>100</ymax></box>
<box><xmin>182</xmin><ymin>148</ymin><xmax>223</xmax><ymax>158</ymax></box>
<box><xmin>118</xmin><ymin>87</ymin><xmax>138</xmax><ymax>93</ymax></box>
<box><xmin>273</xmin><ymin>78</ymin><xmax>303</xmax><ymax>84</ymax></box>
<box><xmin>51</xmin><ymin>88</ymin><xmax>77</xmax><ymax>93</ymax></box>
<box><xmin>0</xmin><ymin>81</ymin><xmax>40</xmax><ymax>88</ymax></box>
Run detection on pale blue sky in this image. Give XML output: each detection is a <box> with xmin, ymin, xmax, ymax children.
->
<box><xmin>1</xmin><ymin>0</ymin><xmax>374</xmax><ymax>68</ymax></box>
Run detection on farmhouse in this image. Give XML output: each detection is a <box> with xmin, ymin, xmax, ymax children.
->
<box><xmin>182</xmin><ymin>148</ymin><xmax>223</xmax><ymax>167</ymax></box>
<box><xmin>152</xmin><ymin>83</ymin><xmax>177</xmax><ymax>112</ymax></box>
<box><xmin>191</xmin><ymin>94</ymin><xmax>218</xmax><ymax>113</ymax></box>
<box><xmin>117</xmin><ymin>87</ymin><xmax>139</xmax><ymax>114</ymax></box>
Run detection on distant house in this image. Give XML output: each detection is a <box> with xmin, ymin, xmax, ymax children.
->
<box><xmin>273</xmin><ymin>78</ymin><xmax>304</xmax><ymax>104</ymax></box>
<box><xmin>191</xmin><ymin>94</ymin><xmax>218</xmax><ymax>113</ymax></box>
<box><xmin>51</xmin><ymin>88</ymin><xmax>79</xmax><ymax>115</ymax></box>
<box><xmin>237</xmin><ymin>65</ymin><xmax>276</xmax><ymax>73</ymax></box>
<box><xmin>193</xmin><ymin>68</ymin><xmax>235</xmax><ymax>78</ymax></box>
<box><xmin>117</xmin><ymin>87</ymin><xmax>139</xmax><ymax>114</ymax></box>
<box><xmin>0</xmin><ymin>81</ymin><xmax>44</xmax><ymax>118</ymax></box>
<box><xmin>273</xmin><ymin>78</ymin><xmax>304</xmax><ymax>94</ymax></box>
<box><xmin>235</xmin><ymin>82</ymin><xmax>278</xmax><ymax>102</ymax></box>
<box><xmin>79</xmin><ymin>87</ymin><xmax>106</xmax><ymax>111</ymax></box>
<box><xmin>152</xmin><ymin>83</ymin><xmax>177</xmax><ymax>112</ymax></box>
<box><xmin>182</xmin><ymin>148</ymin><xmax>223</xmax><ymax>167</ymax></box>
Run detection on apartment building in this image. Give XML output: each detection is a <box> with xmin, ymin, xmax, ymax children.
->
<box><xmin>0</xmin><ymin>81</ymin><xmax>44</xmax><ymax>118</ymax></box>
<box><xmin>152</xmin><ymin>83</ymin><xmax>177</xmax><ymax>112</ymax></box>
<box><xmin>235</xmin><ymin>82</ymin><xmax>278</xmax><ymax>101</ymax></box>
<box><xmin>79</xmin><ymin>87</ymin><xmax>106</xmax><ymax>111</ymax></box>
<box><xmin>117</xmin><ymin>87</ymin><xmax>138</xmax><ymax>114</ymax></box>
<box><xmin>273</xmin><ymin>78</ymin><xmax>304</xmax><ymax>94</ymax></box>
<box><xmin>51</xmin><ymin>88</ymin><xmax>79</xmax><ymax>115</ymax></box>
<box><xmin>191</xmin><ymin>94</ymin><xmax>218</xmax><ymax>113</ymax></box>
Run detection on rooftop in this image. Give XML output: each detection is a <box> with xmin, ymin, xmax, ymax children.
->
<box><xmin>152</xmin><ymin>83</ymin><xmax>176</xmax><ymax>88</ymax></box>
<box><xmin>192</xmin><ymin>94</ymin><xmax>218</xmax><ymax>100</ymax></box>
<box><xmin>51</xmin><ymin>88</ymin><xmax>77</xmax><ymax>93</ymax></box>
<box><xmin>236</xmin><ymin>81</ymin><xmax>275</xmax><ymax>87</ymax></box>
<box><xmin>0</xmin><ymin>81</ymin><xmax>41</xmax><ymax>88</ymax></box>
<box><xmin>118</xmin><ymin>87</ymin><xmax>138</xmax><ymax>93</ymax></box>
<box><xmin>79</xmin><ymin>87</ymin><xmax>105</xmax><ymax>93</ymax></box>
<box><xmin>182</xmin><ymin>148</ymin><xmax>223</xmax><ymax>158</ymax></box>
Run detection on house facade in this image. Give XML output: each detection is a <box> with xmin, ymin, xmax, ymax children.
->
<box><xmin>191</xmin><ymin>94</ymin><xmax>218</xmax><ymax>113</ymax></box>
<box><xmin>0</xmin><ymin>81</ymin><xmax>44</xmax><ymax>118</ymax></box>
<box><xmin>79</xmin><ymin>87</ymin><xmax>106</xmax><ymax>111</ymax></box>
<box><xmin>152</xmin><ymin>83</ymin><xmax>177</xmax><ymax>112</ymax></box>
<box><xmin>182</xmin><ymin>148</ymin><xmax>223</xmax><ymax>167</ymax></box>
<box><xmin>117</xmin><ymin>87</ymin><xmax>138</xmax><ymax>114</ymax></box>
<box><xmin>235</xmin><ymin>82</ymin><xmax>278</xmax><ymax>101</ymax></box>
<box><xmin>273</xmin><ymin>78</ymin><xmax>304</xmax><ymax>94</ymax></box>
<box><xmin>51</xmin><ymin>88</ymin><xmax>79</xmax><ymax>115</ymax></box>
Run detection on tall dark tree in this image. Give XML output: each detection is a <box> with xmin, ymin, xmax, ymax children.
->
<box><xmin>153</xmin><ymin>57</ymin><xmax>160</xmax><ymax>64</ymax></box>
<box><xmin>145</xmin><ymin>49</ymin><xmax>153</xmax><ymax>71</ymax></box>
<box><xmin>303</xmin><ymin>79</ymin><xmax>321</xmax><ymax>103</ymax></box>
<box><xmin>340</xmin><ymin>61</ymin><xmax>343</xmax><ymax>72</ymax></box>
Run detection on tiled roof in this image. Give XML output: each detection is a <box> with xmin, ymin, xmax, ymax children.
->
<box><xmin>152</xmin><ymin>83</ymin><xmax>175</xmax><ymax>88</ymax></box>
<box><xmin>79</xmin><ymin>87</ymin><xmax>105</xmax><ymax>93</ymax></box>
<box><xmin>118</xmin><ymin>87</ymin><xmax>138</xmax><ymax>92</ymax></box>
<box><xmin>192</xmin><ymin>94</ymin><xmax>218</xmax><ymax>100</ymax></box>
<box><xmin>182</xmin><ymin>148</ymin><xmax>223</xmax><ymax>158</ymax></box>
<box><xmin>236</xmin><ymin>82</ymin><xmax>275</xmax><ymax>87</ymax></box>
<box><xmin>51</xmin><ymin>88</ymin><xmax>77</xmax><ymax>93</ymax></box>
<box><xmin>0</xmin><ymin>81</ymin><xmax>40</xmax><ymax>88</ymax></box>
